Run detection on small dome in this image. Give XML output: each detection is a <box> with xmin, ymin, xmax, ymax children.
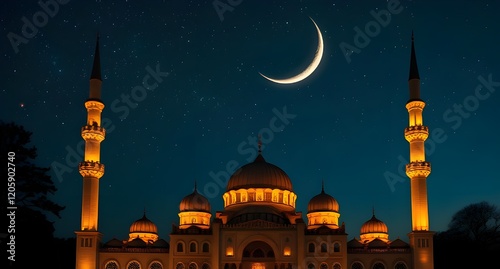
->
<box><xmin>179</xmin><ymin>189</ymin><xmax>211</xmax><ymax>213</ymax></box>
<box><xmin>226</xmin><ymin>154</ymin><xmax>293</xmax><ymax>191</ymax></box>
<box><xmin>307</xmin><ymin>187</ymin><xmax>339</xmax><ymax>213</ymax></box>
<box><xmin>360</xmin><ymin>214</ymin><xmax>388</xmax><ymax>235</ymax></box>
<box><xmin>129</xmin><ymin>213</ymin><xmax>158</xmax><ymax>234</ymax></box>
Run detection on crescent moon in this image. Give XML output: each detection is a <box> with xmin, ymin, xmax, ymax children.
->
<box><xmin>259</xmin><ymin>17</ymin><xmax>324</xmax><ymax>84</ymax></box>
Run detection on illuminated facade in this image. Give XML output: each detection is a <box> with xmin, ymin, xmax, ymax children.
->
<box><xmin>75</xmin><ymin>35</ymin><xmax>433</xmax><ymax>269</ymax></box>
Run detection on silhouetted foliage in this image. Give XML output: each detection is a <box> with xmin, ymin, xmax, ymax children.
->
<box><xmin>448</xmin><ymin>201</ymin><xmax>500</xmax><ymax>245</ymax></box>
<box><xmin>1</xmin><ymin>121</ymin><xmax>65</xmax><ymax>218</ymax></box>
<box><xmin>434</xmin><ymin>201</ymin><xmax>500</xmax><ymax>269</ymax></box>
<box><xmin>1</xmin><ymin>121</ymin><xmax>70</xmax><ymax>268</ymax></box>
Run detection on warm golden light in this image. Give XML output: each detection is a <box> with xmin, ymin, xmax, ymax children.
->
<box><xmin>223</xmin><ymin>188</ymin><xmax>297</xmax><ymax>208</ymax></box>
<box><xmin>252</xmin><ymin>263</ymin><xmax>265</xmax><ymax>269</ymax></box>
<box><xmin>128</xmin><ymin>232</ymin><xmax>158</xmax><ymax>243</ymax></box>
<box><xmin>178</xmin><ymin>211</ymin><xmax>211</xmax><ymax>229</ymax></box>
<box><xmin>283</xmin><ymin>246</ymin><xmax>291</xmax><ymax>256</ymax></box>
<box><xmin>306</xmin><ymin>211</ymin><xmax>340</xmax><ymax>229</ymax></box>
<box><xmin>360</xmin><ymin>232</ymin><xmax>389</xmax><ymax>243</ymax></box>
<box><xmin>226</xmin><ymin>246</ymin><xmax>234</xmax><ymax>256</ymax></box>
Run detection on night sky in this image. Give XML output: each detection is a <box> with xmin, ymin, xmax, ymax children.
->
<box><xmin>2</xmin><ymin>0</ymin><xmax>499</xmax><ymax>243</ymax></box>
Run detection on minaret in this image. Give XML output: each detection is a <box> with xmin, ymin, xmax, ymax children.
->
<box><xmin>75</xmin><ymin>36</ymin><xmax>105</xmax><ymax>269</ymax></box>
<box><xmin>405</xmin><ymin>32</ymin><xmax>434</xmax><ymax>269</ymax></box>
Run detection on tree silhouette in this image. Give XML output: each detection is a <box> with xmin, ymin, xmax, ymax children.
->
<box><xmin>1</xmin><ymin>121</ymin><xmax>66</xmax><ymax>268</ymax></box>
<box><xmin>448</xmin><ymin>201</ymin><xmax>500</xmax><ymax>245</ymax></box>
<box><xmin>1</xmin><ymin>121</ymin><xmax>65</xmax><ymax>218</ymax></box>
<box><xmin>434</xmin><ymin>201</ymin><xmax>500</xmax><ymax>269</ymax></box>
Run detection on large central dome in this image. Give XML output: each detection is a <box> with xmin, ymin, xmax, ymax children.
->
<box><xmin>226</xmin><ymin>154</ymin><xmax>293</xmax><ymax>192</ymax></box>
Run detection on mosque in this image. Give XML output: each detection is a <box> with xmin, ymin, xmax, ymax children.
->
<box><xmin>75</xmin><ymin>34</ymin><xmax>434</xmax><ymax>269</ymax></box>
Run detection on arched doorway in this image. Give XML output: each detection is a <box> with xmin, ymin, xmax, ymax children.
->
<box><xmin>240</xmin><ymin>241</ymin><xmax>276</xmax><ymax>269</ymax></box>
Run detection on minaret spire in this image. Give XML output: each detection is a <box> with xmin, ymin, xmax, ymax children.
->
<box><xmin>88</xmin><ymin>34</ymin><xmax>103</xmax><ymax>101</ymax></box>
<box><xmin>321</xmin><ymin>180</ymin><xmax>324</xmax><ymax>193</ymax></box>
<box><xmin>405</xmin><ymin>31</ymin><xmax>434</xmax><ymax>269</ymax></box>
<box><xmin>91</xmin><ymin>34</ymin><xmax>101</xmax><ymax>81</ymax></box>
<box><xmin>409</xmin><ymin>31</ymin><xmax>420</xmax><ymax>81</ymax></box>
<box><xmin>408</xmin><ymin>31</ymin><xmax>422</xmax><ymax>102</ymax></box>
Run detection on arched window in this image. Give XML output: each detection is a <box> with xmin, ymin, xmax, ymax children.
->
<box><xmin>149</xmin><ymin>262</ymin><xmax>163</xmax><ymax>269</ymax></box>
<box><xmin>333</xmin><ymin>263</ymin><xmax>341</xmax><ymax>269</ymax></box>
<box><xmin>189</xmin><ymin>263</ymin><xmax>198</xmax><ymax>269</ymax></box>
<box><xmin>308</xmin><ymin>243</ymin><xmax>315</xmax><ymax>253</ymax></box>
<box><xmin>320</xmin><ymin>243</ymin><xmax>327</xmax><ymax>253</ymax></box>
<box><xmin>307</xmin><ymin>264</ymin><xmax>315</xmax><ymax>269</ymax></box>
<box><xmin>253</xmin><ymin>248</ymin><xmax>265</xmax><ymax>257</ymax></box>
<box><xmin>333</xmin><ymin>242</ymin><xmax>341</xmax><ymax>252</ymax></box>
<box><xmin>320</xmin><ymin>263</ymin><xmax>328</xmax><ymax>269</ymax></box>
<box><xmin>190</xmin><ymin>242</ymin><xmax>197</xmax><ymax>253</ymax></box>
<box><xmin>202</xmin><ymin>242</ymin><xmax>210</xmax><ymax>253</ymax></box>
<box><xmin>128</xmin><ymin>261</ymin><xmax>141</xmax><ymax>269</ymax></box>
<box><xmin>177</xmin><ymin>242</ymin><xmax>184</xmax><ymax>252</ymax></box>
<box><xmin>372</xmin><ymin>263</ymin><xmax>385</xmax><ymax>269</ymax></box>
<box><xmin>351</xmin><ymin>262</ymin><xmax>363</xmax><ymax>269</ymax></box>
<box><xmin>394</xmin><ymin>262</ymin><xmax>407</xmax><ymax>269</ymax></box>
<box><xmin>176</xmin><ymin>263</ymin><xmax>185</xmax><ymax>269</ymax></box>
<box><xmin>105</xmin><ymin>261</ymin><xmax>119</xmax><ymax>269</ymax></box>
<box><xmin>202</xmin><ymin>263</ymin><xmax>210</xmax><ymax>269</ymax></box>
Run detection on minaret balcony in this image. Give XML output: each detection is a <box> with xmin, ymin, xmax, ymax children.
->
<box><xmin>85</xmin><ymin>100</ymin><xmax>105</xmax><ymax>111</ymax></box>
<box><xmin>81</xmin><ymin>125</ymin><xmax>106</xmax><ymax>142</ymax></box>
<box><xmin>406</xmin><ymin>161</ymin><xmax>431</xmax><ymax>178</ymax></box>
<box><xmin>405</xmin><ymin>100</ymin><xmax>425</xmax><ymax>110</ymax></box>
<box><xmin>404</xmin><ymin>125</ymin><xmax>429</xmax><ymax>141</ymax></box>
<box><xmin>79</xmin><ymin>161</ymin><xmax>105</xmax><ymax>178</ymax></box>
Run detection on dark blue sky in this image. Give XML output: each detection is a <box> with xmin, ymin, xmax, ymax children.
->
<box><xmin>2</xmin><ymin>0</ymin><xmax>499</xmax><ymax>242</ymax></box>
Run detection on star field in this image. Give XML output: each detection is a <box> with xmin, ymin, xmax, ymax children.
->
<box><xmin>1</xmin><ymin>0</ymin><xmax>499</xmax><ymax>242</ymax></box>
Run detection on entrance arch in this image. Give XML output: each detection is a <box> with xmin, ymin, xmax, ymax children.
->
<box><xmin>240</xmin><ymin>241</ymin><xmax>276</xmax><ymax>269</ymax></box>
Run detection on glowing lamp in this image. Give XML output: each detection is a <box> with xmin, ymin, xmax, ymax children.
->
<box><xmin>226</xmin><ymin>246</ymin><xmax>233</xmax><ymax>256</ymax></box>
